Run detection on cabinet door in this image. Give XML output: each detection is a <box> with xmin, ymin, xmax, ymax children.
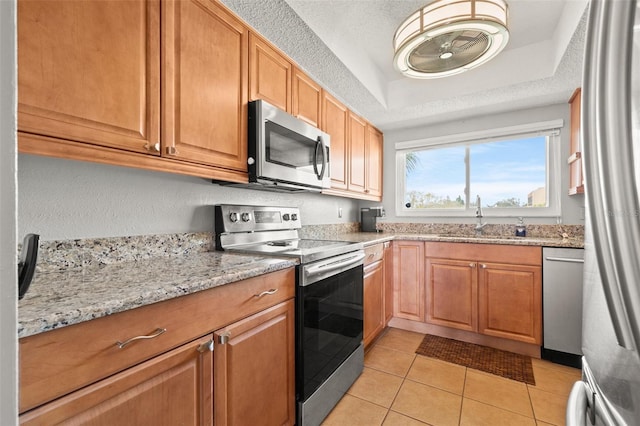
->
<box><xmin>322</xmin><ymin>92</ymin><xmax>349</xmax><ymax>190</ymax></box>
<box><xmin>249</xmin><ymin>33</ymin><xmax>292</xmax><ymax>112</ymax></box>
<box><xmin>393</xmin><ymin>241</ymin><xmax>425</xmax><ymax>321</ymax></box>
<box><xmin>18</xmin><ymin>0</ymin><xmax>160</xmax><ymax>155</ymax></box>
<box><xmin>478</xmin><ymin>262</ymin><xmax>542</xmax><ymax>344</ymax></box>
<box><xmin>162</xmin><ymin>0</ymin><xmax>248</xmax><ymax>171</ymax></box>
<box><xmin>214</xmin><ymin>300</ymin><xmax>295</xmax><ymax>426</ymax></box>
<box><xmin>348</xmin><ymin>111</ymin><xmax>367</xmax><ymax>194</ymax></box>
<box><xmin>292</xmin><ymin>68</ymin><xmax>322</xmax><ymax>128</ymax></box>
<box><xmin>426</xmin><ymin>258</ymin><xmax>478</xmax><ymax>332</ymax></box>
<box><xmin>384</xmin><ymin>241</ymin><xmax>394</xmax><ymax>324</ymax></box>
<box><xmin>364</xmin><ymin>259</ymin><xmax>385</xmax><ymax>347</ymax></box>
<box><xmin>20</xmin><ymin>335</ymin><xmax>214</xmax><ymax>425</ymax></box>
<box><xmin>366</xmin><ymin>125</ymin><xmax>383</xmax><ymax>198</ymax></box>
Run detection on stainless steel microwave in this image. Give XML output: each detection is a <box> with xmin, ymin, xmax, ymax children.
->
<box><xmin>248</xmin><ymin>99</ymin><xmax>330</xmax><ymax>191</ymax></box>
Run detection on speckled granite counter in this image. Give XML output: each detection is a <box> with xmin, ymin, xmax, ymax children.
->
<box><xmin>333</xmin><ymin>232</ymin><xmax>584</xmax><ymax>248</ymax></box>
<box><xmin>18</xmin><ymin>225</ymin><xmax>583</xmax><ymax>339</ymax></box>
<box><xmin>18</xmin><ymin>252</ymin><xmax>297</xmax><ymax>339</ymax></box>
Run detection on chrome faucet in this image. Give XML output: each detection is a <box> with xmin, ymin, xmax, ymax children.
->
<box><xmin>474</xmin><ymin>195</ymin><xmax>487</xmax><ymax>236</ymax></box>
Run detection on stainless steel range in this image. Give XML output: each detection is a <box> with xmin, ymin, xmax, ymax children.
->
<box><xmin>214</xmin><ymin>205</ymin><xmax>365</xmax><ymax>426</ymax></box>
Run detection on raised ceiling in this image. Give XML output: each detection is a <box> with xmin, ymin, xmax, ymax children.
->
<box><xmin>221</xmin><ymin>0</ymin><xmax>589</xmax><ymax>131</ymax></box>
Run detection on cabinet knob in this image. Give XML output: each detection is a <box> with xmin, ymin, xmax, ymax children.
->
<box><xmin>469</xmin><ymin>263</ymin><xmax>476</xmax><ymax>268</ymax></box>
<box><xmin>481</xmin><ymin>264</ymin><xmax>487</xmax><ymax>268</ymax></box>
<box><xmin>218</xmin><ymin>332</ymin><xmax>231</xmax><ymax>345</ymax></box>
<box><xmin>197</xmin><ymin>339</ymin><xmax>214</xmax><ymax>353</ymax></box>
<box><xmin>166</xmin><ymin>146</ymin><xmax>178</xmax><ymax>155</ymax></box>
<box><xmin>144</xmin><ymin>142</ymin><xmax>160</xmax><ymax>152</ymax></box>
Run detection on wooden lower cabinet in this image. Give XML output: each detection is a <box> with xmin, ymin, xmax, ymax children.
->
<box><xmin>363</xmin><ymin>259</ymin><xmax>385</xmax><ymax>347</ymax></box>
<box><xmin>20</xmin><ymin>335</ymin><xmax>214</xmax><ymax>425</ymax></box>
<box><xmin>19</xmin><ymin>268</ymin><xmax>296</xmax><ymax>425</ymax></box>
<box><xmin>478</xmin><ymin>262</ymin><xmax>542</xmax><ymax>344</ymax></box>
<box><xmin>426</xmin><ymin>258</ymin><xmax>478</xmax><ymax>332</ymax></box>
<box><xmin>393</xmin><ymin>241</ymin><xmax>425</xmax><ymax>321</ymax></box>
<box><xmin>424</xmin><ymin>242</ymin><xmax>542</xmax><ymax>346</ymax></box>
<box><xmin>213</xmin><ymin>300</ymin><xmax>295</xmax><ymax>426</ymax></box>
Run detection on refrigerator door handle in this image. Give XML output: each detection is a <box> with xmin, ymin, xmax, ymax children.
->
<box><xmin>582</xmin><ymin>0</ymin><xmax>640</xmax><ymax>351</ymax></box>
<box><xmin>566</xmin><ymin>381</ymin><xmax>590</xmax><ymax>426</ymax></box>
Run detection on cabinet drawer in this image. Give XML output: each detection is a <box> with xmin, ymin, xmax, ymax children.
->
<box><xmin>364</xmin><ymin>243</ymin><xmax>384</xmax><ymax>266</ymax></box>
<box><xmin>425</xmin><ymin>242</ymin><xmax>541</xmax><ymax>266</ymax></box>
<box><xmin>19</xmin><ymin>267</ymin><xmax>295</xmax><ymax>413</ymax></box>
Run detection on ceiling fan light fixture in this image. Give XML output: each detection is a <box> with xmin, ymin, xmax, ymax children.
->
<box><xmin>393</xmin><ymin>0</ymin><xmax>510</xmax><ymax>79</ymax></box>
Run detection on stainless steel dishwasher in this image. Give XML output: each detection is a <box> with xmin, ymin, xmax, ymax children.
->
<box><xmin>542</xmin><ymin>247</ymin><xmax>584</xmax><ymax>368</ymax></box>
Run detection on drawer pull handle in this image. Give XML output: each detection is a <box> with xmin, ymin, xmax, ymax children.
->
<box><xmin>116</xmin><ymin>328</ymin><xmax>166</xmax><ymax>349</ymax></box>
<box><xmin>254</xmin><ymin>288</ymin><xmax>278</xmax><ymax>298</ymax></box>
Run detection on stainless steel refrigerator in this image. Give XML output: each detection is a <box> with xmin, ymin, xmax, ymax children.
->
<box><xmin>567</xmin><ymin>1</ymin><xmax>640</xmax><ymax>424</ymax></box>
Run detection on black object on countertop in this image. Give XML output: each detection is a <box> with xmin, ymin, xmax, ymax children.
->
<box><xmin>18</xmin><ymin>233</ymin><xmax>39</xmax><ymax>300</ymax></box>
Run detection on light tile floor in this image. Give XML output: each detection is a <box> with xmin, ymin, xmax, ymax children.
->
<box><xmin>322</xmin><ymin>327</ymin><xmax>581</xmax><ymax>426</ymax></box>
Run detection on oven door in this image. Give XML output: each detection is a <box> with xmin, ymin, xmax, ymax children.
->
<box><xmin>250</xmin><ymin>100</ymin><xmax>330</xmax><ymax>189</ymax></box>
<box><xmin>296</xmin><ymin>251</ymin><xmax>365</xmax><ymax>402</ymax></box>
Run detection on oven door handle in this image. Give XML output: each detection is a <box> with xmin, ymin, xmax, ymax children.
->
<box><xmin>303</xmin><ymin>252</ymin><xmax>365</xmax><ymax>282</ymax></box>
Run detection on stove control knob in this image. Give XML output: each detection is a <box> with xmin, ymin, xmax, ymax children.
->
<box><xmin>291</xmin><ymin>213</ymin><xmax>298</xmax><ymax>221</ymax></box>
<box><xmin>283</xmin><ymin>213</ymin><xmax>290</xmax><ymax>221</ymax></box>
<box><xmin>241</xmin><ymin>212</ymin><xmax>251</xmax><ymax>222</ymax></box>
<box><xmin>229</xmin><ymin>212</ymin><xmax>239</xmax><ymax>223</ymax></box>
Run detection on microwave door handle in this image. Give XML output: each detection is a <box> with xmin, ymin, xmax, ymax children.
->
<box><xmin>314</xmin><ymin>136</ymin><xmax>327</xmax><ymax>180</ymax></box>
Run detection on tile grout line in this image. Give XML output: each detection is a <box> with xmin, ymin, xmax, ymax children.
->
<box><xmin>458</xmin><ymin>366</ymin><xmax>469</xmax><ymax>426</ymax></box>
<box><xmin>382</xmin><ymin>351</ymin><xmax>441</xmax><ymax>426</ymax></box>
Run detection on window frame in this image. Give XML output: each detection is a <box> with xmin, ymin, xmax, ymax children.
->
<box><xmin>395</xmin><ymin>119</ymin><xmax>564</xmax><ymax>218</ymax></box>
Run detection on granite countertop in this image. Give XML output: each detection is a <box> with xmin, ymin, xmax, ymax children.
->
<box><xmin>18</xmin><ymin>228</ymin><xmax>582</xmax><ymax>339</ymax></box>
<box><xmin>18</xmin><ymin>252</ymin><xmax>298</xmax><ymax>339</ymax></box>
<box><xmin>335</xmin><ymin>232</ymin><xmax>584</xmax><ymax>248</ymax></box>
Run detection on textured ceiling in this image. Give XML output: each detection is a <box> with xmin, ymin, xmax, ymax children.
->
<box><xmin>220</xmin><ymin>0</ymin><xmax>589</xmax><ymax>131</ymax></box>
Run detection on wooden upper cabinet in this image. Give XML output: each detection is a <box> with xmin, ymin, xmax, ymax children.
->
<box><xmin>292</xmin><ymin>67</ymin><xmax>322</xmax><ymax>128</ymax></box>
<box><xmin>249</xmin><ymin>38</ymin><xmax>322</xmax><ymax>129</ymax></box>
<box><xmin>322</xmin><ymin>92</ymin><xmax>349</xmax><ymax>190</ymax></box>
<box><xmin>18</xmin><ymin>0</ymin><xmax>160</xmax><ymax>155</ymax></box>
<box><xmin>568</xmin><ymin>88</ymin><xmax>584</xmax><ymax>195</ymax></box>
<box><xmin>348</xmin><ymin>111</ymin><xmax>368</xmax><ymax>194</ymax></box>
<box><xmin>249</xmin><ymin>33</ymin><xmax>292</xmax><ymax>112</ymax></box>
<box><xmin>366</xmin><ymin>125</ymin><xmax>383</xmax><ymax>198</ymax></box>
<box><xmin>162</xmin><ymin>0</ymin><xmax>248</xmax><ymax>171</ymax></box>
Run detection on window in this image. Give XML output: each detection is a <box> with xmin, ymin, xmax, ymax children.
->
<box><xmin>396</xmin><ymin>120</ymin><xmax>563</xmax><ymax>217</ymax></box>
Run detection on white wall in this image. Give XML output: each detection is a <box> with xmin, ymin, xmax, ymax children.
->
<box><xmin>18</xmin><ymin>155</ymin><xmax>360</xmax><ymax>241</ymax></box>
<box><xmin>370</xmin><ymin>102</ymin><xmax>585</xmax><ymax>225</ymax></box>
<box><xmin>0</xmin><ymin>0</ymin><xmax>18</xmax><ymax>424</ymax></box>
